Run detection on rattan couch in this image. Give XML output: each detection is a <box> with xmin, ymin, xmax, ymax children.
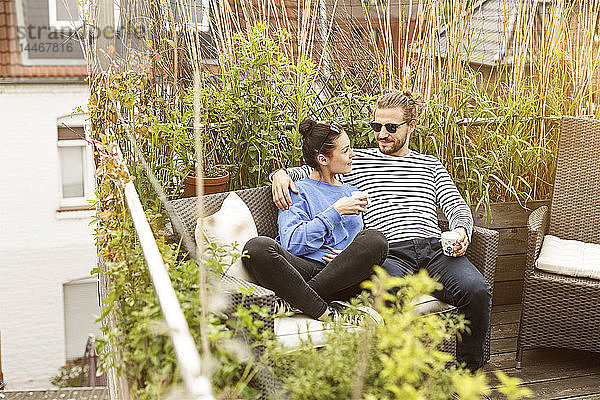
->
<box><xmin>167</xmin><ymin>185</ymin><xmax>499</xmax><ymax>364</ymax></box>
<box><xmin>516</xmin><ymin>117</ymin><xmax>600</xmax><ymax>368</ymax></box>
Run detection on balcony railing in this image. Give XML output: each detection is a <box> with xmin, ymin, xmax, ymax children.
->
<box><xmin>96</xmin><ymin>84</ymin><xmax>215</xmax><ymax>397</ymax></box>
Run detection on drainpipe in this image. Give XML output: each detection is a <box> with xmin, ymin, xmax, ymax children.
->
<box><xmin>0</xmin><ymin>331</ymin><xmax>5</xmax><ymax>390</ymax></box>
<box><xmin>319</xmin><ymin>0</ymin><xmax>330</xmax><ymax>76</ymax></box>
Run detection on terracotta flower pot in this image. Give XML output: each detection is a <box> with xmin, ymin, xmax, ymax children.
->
<box><xmin>183</xmin><ymin>170</ymin><xmax>230</xmax><ymax>197</ymax></box>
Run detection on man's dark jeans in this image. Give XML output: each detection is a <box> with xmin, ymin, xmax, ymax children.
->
<box><xmin>243</xmin><ymin>229</ymin><xmax>388</xmax><ymax>319</ymax></box>
<box><xmin>382</xmin><ymin>237</ymin><xmax>492</xmax><ymax>371</ymax></box>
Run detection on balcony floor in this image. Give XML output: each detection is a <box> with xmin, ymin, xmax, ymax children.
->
<box><xmin>485</xmin><ymin>304</ymin><xmax>600</xmax><ymax>399</ymax></box>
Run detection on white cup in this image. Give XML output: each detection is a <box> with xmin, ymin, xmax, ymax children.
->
<box><xmin>441</xmin><ymin>231</ymin><xmax>460</xmax><ymax>256</ymax></box>
<box><xmin>351</xmin><ymin>190</ymin><xmax>369</xmax><ymax>204</ymax></box>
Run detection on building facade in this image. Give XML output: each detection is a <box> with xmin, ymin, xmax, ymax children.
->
<box><xmin>0</xmin><ymin>0</ymin><xmax>100</xmax><ymax>389</ymax></box>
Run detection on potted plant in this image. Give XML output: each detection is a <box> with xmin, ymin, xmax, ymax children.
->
<box><xmin>169</xmin><ymin>85</ymin><xmax>230</xmax><ymax>198</ymax></box>
<box><xmin>173</xmin><ymin>116</ymin><xmax>230</xmax><ymax>197</ymax></box>
<box><xmin>182</xmin><ymin>163</ymin><xmax>230</xmax><ymax>197</ymax></box>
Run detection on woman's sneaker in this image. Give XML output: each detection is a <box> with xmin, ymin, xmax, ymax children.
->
<box><xmin>329</xmin><ymin>300</ymin><xmax>384</xmax><ymax>325</ymax></box>
<box><xmin>274</xmin><ymin>298</ymin><xmax>301</xmax><ymax>316</ymax></box>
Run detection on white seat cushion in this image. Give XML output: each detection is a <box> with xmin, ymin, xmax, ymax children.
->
<box><xmin>275</xmin><ymin>298</ymin><xmax>453</xmax><ymax>349</ymax></box>
<box><xmin>195</xmin><ymin>192</ymin><xmax>258</xmax><ymax>283</ymax></box>
<box><xmin>536</xmin><ymin>235</ymin><xmax>600</xmax><ymax>280</ymax></box>
<box><xmin>412</xmin><ymin>295</ymin><xmax>454</xmax><ymax>315</ymax></box>
<box><xmin>275</xmin><ymin>315</ymin><xmax>359</xmax><ymax>348</ymax></box>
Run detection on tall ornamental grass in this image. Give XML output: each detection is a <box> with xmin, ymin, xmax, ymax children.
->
<box><xmin>85</xmin><ymin>1</ymin><xmax>593</xmax><ymax>397</ymax></box>
<box><xmin>101</xmin><ymin>0</ymin><xmax>600</xmax><ymax>205</ymax></box>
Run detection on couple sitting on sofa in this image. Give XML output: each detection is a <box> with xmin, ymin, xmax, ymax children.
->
<box><xmin>242</xmin><ymin>91</ymin><xmax>491</xmax><ymax>371</ymax></box>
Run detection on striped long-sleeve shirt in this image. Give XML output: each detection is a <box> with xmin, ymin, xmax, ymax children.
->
<box><xmin>284</xmin><ymin>148</ymin><xmax>473</xmax><ymax>244</ymax></box>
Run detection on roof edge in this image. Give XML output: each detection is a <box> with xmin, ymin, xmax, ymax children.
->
<box><xmin>0</xmin><ymin>76</ymin><xmax>87</xmax><ymax>84</ymax></box>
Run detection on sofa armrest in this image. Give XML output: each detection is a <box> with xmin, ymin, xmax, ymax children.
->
<box><xmin>221</xmin><ymin>274</ymin><xmax>276</xmax><ymax>306</ymax></box>
<box><xmin>220</xmin><ymin>274</ymin><xmax>277</xmax><ymax>336</ymax></box>
<box><xmin>466</xmin><ymin>226</ymin><xmax>499</xmax><ymax>292</ymax></box>
<box><xmin>438</xmin><ymin>220</ymin><xmax>498</xmax><ymax>292</ymax></box>
<box><xmin>525</xmin><ymin>205</ymin><xmax>549</xmax><ymax>277</ymax></box>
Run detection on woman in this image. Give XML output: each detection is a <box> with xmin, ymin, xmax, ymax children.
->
<box><xmin>242</xmin><ymin>119</ymin><xmax>388</xmax><ymax>321</ymax></box>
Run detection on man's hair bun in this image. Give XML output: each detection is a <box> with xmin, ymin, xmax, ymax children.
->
<box><xmin>376</xmin><ymin>90</ymin><xmax>419</xmax><ymax>120</ymax></box>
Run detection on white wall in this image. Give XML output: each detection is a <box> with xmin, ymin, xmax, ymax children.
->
<box><xmin>0</xmin><ymin>82</ymin><xmax>98</xmax><ymax>389</ymax></box>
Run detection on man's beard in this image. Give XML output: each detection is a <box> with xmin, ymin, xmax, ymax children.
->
<box><xmin>378</xmin><ymin>136</ymin><xmax>407</xmax><ymax>155</ymax></box>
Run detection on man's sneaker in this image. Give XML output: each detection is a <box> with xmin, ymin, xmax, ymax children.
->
<box><xmin>329</xmin><ymin>300</ymin><xmax>384</xmax><ymax>325</ymax></box>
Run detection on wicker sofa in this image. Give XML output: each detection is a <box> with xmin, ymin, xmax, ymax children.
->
<box><xmin>167</xmin><ymin>185</ymin><xmax>499</xmax><ymax>360</ymax></box>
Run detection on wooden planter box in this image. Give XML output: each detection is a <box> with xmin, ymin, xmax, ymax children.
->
<box><xmin>474</xmin><ymin>200</ymin><xmax>550</xmax><ymax>305</ymax></box>
<box><xmin>98</xmin><ymin>256</ymin><xmax>131</xmax><ymax>400</ymax></box>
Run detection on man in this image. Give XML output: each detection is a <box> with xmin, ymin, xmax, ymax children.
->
<box><xmin>271</xmin><ymin>91</ymin><xmax>491</xmax><ymax>371</ymax></box>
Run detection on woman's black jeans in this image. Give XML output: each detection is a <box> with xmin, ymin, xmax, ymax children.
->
<box><xmin>242</xmin><ymin>229</ymin><xmax>388</xmax><ymax>319</ymax></box>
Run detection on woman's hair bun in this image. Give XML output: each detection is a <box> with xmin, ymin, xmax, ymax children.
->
<box><xmin>299</xmin><ymin>118</ymin><xmax>317</xmax><ymax>138</ymax></box>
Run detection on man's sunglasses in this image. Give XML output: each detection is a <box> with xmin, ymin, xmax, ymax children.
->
<box><xmin>370</xmin><ymin>120</ymin><xmax>413</xmax><ymax>133</ymax></box>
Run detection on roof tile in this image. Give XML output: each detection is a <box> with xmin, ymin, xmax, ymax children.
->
<box><xmin>1</xmin><ymin>388</ymin><xmax>108</xmax><ymax>400</ymax></box>
<box><xmin>0</xmin><ymin>0</ymin><xmax>86</xmax><ymax>78</ymax></box>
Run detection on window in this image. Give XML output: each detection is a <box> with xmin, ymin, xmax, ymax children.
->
<box><xmin>371</xmin><ymin>28</ymin><xmax>380</xmax><ymax>46</ymax></box>
<box><xmin>63</xmin><ymin>276</ymin><xmax>102</xmax><ymax>360</ymax></box>
<box><xmin>49</xmin><ymin>0</ymin><xmax>121</xmax><ymax>30</ymax></box>
<box><xmin>57</xmin><ymin>115</ymin><xmax>94</xmax><ymax>210</ymax></box>
<box><xmin>169</xmin><ymin>0</ymin><xmax>211</xmax><ymax>32</ymax></box>
<box><xmin>49</xmin><ymin>0</ymin><xmax>83</xmax><ymax>29</ymax></box>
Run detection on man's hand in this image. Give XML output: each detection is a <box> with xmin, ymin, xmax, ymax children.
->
<box><xmin>272</xmin><ymin>169</ymin><xmax>298</xmax><ymax>210</ymax></box>
<box><xmin>322</xmin><ymin>249</ymin><xmax>342</xmax><ymax>263</ymax></box>
<box><xmin>452</xmin><ymin>227</ymin><xmax>469</xmax><ymax>257</ymax></box>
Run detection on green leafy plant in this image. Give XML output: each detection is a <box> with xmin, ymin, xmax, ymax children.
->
<box><xmin>50</xmin><ymin>358</ymin><xmax>88</xmax><ymax>388</ymax></box>
<box><xmin>267</xmin><ymin>268</ymin><xmax>529</xmax><ymax>400</ymax></box>
<box><xmin>413</xmin><ymin>72</ymin><xmax>560</xmax><ymax>209</ymax></box>
<box><xmin>86</xmin><ymin>2</ymin><xmax>600</xmax><ymax>399</ymax></box>
<box><xmin>193</xmin><ymin>24</ymin><xmax>314</xmax><ymax>190</ymax></box>
<box><xmin>90</xmin><ymin>135</ymin><xmax>268</xmax><ymax>399</ymax></box>
<box><xmin>204</xmin><ymin>242</ymin><xmax>244</xmax><ymax>276</ymax></box>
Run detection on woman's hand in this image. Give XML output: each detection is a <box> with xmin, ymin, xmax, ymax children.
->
<box><xmin>333</xmin><ymin>193</ymin><xmax>368</xmax><ymax>215</ymax></box>
<box><xmin>322</xmin><ymin>249</ymin><xmax>342</xmax><ymax>263</ymax></box>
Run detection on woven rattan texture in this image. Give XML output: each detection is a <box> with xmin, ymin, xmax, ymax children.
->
<box><xmin>167</xmin><ymin>187</ymin><xmax>279</xmax><ymax>398</ymax></box>
<box><xmin>169</xmin><ymin>186</ymin><xmax>279</xmax><ymax>238</ymax></box>
<box><xmin>439</xmin><ymin>222</ymin><xmax>499</xmax><ymax>362</ymax></box>
<box><xmin>549</xmin><ymin>117</ymin><xmax>600</xmax><ymax>243</ymax></box>
<box><xmin>220</xmin><ymin>274</ymin><xmax>278</xmax><ymax>396</ymax></box>
<box><xmin>169</xmin><ymin>187</ymin><xmax>500</xmax><ymax>366</ymax></box>
<box><xmin>442</xmin><ymin>307</ymin><xmax>458</xmax><ymax>357</ymax></box>
<box><xmin>167</xmin><ymin>184</ymin><xmax>502</xmax><ymax>398</ymax></box>
<box><xmin>467</xmin><ymin>226</ymin><xmax>498</xmax><ymax>362</ymax></box>
<box><xmin>516</xmin><ymin>117</ymin><xmax>600</xmax><ymax>365</ymax></box>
